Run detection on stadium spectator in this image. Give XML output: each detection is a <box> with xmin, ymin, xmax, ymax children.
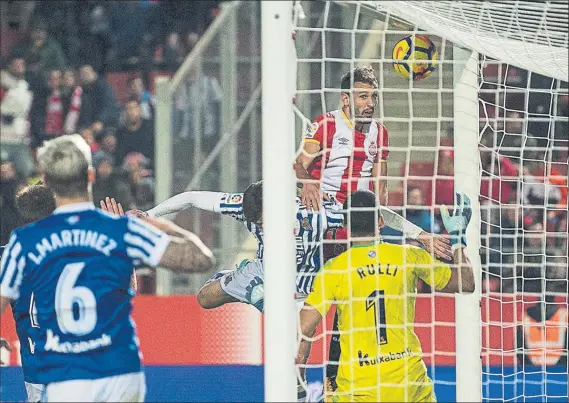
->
<box><xmin>92</xmin><ymin>151</ymin><xmax>133</xmax><ymax>209</ymax></box>
<box><xmin>79</xmin><ymin>64</ymin><xmax>119</xmax><ymax>135</ymax></box>
<box><xmin>128</xmin><ymin>76</ymin><xmax>154</xmax><ymax>120</ymax></box>
<box><xmin>0</xmin><ymin>57</ymin><xmax>34</xmax><ymax>178</ymax></box>
<box><xmin>29</xmin><ymin>69</ymin><xmax>63</xmax><ymax>145</ymax></box>
<box><xmin>122</xmin><ymin>152</ymin><xmax>155</xmax><ymax>211</ymax></box>
<box><xmin>60</xmin><ymin>68</ymin><xmax>88</xmax><ymax>134</ymax></box>
<box><xmin>435</xmin><ymin>149</ymin><xmax>454</xmax><ymax>207</ymax></box>
<box><xmin>99</xmin><ymin>129</ymin><xmax>118</xmax><ymax>158</ymax></box>
<box><xmin>163</xmin><ymin>32</ymin><xmax>184</xmax><ymax>72</ymax></box>
<box><xmin>79</xmin><ymin>127</ymin><xmax>100</xmax><ymax>154</ymax></box>
<box><xmin>81</xmin><ymin>4</ymin><xmax>114</xmax><ymax>73</ymax></box>
<box><xmin>10</xmin><ymin>16</ymin><xmax>66</xmax><ymax>74</ymax></box>
<box><xmin>115</xmin><ymin>98</ymin><xmax>155</xmax><ymax>165</ymax></box>
<box><xmin>516</xmin><ymin>274</ymin><xmax>568</xmax><ymax>368</ymax></box>
<box><xmin>0</xmin><ymin>160</ymin><xmax>25</xmax><ymax>244</ymax></box>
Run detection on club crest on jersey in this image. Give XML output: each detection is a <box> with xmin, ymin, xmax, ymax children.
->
<box><xmin>306</xmin><ymin>122</ymin><xmax>319</xmax><ymax>139</ymax></box>
<box><xmin>301</xmin><ymin>217</ymin><xmax>313</xmax><ymax>231</ymax></box>
<box><xmin>228</xmin><ymin>194</ymin><xmax>243</xmax><ymax>204</ymax></box>
<box><xmin>66</xmin><ymin>215</ymin><xmax>80</xmax><ymax>225</ymax></box>
<box><xmin>368</xmin><ymin>141</ymin><xmax>377</xmax><ymax>157</ymax></box>
<box><xmin>368</xmin><ymin>250</ymin><xmax>377</xmax><ymax>258</ymax></box>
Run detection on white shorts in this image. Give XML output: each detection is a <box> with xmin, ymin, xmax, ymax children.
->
<box><xmin>24</xmin><ymin>381</ymin><xmax>46</xmax><ymax>402</ymax></box>
<box><xmin>217</xmin><ymin>259</ymin><xmax>265</xmax><ymax>312</ymax></box>
<box><xmin>45</xmin><ymin>371</ymin><xmax>145</xmax><ymax>402</ymax></box>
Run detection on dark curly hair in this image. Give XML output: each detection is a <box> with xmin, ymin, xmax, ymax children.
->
<box><xmin>243</xmin><ymin>181</ymin><xmax>263</xmax><ymax>224</ymax></box>
<box><xmin>15</xmin><ymin>185</ymin><xmax>56</xmax><ymax>225</ymax></box>
<box><xmin>340</xmin><ymin>65</ymin><xmax>378</xmax><ymax>92</ymax></box>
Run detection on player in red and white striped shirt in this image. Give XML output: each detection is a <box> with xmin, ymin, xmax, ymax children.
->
<box><xmin>294</xmin><ymin>65</ymin><xmax>450</xmax><ymax>259</ymax></box>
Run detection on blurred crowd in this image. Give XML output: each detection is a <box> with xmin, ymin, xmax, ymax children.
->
<box><xmin>0</xmin><ymin>2</ymin><xmax>220</xmax><ymax>217</ymax></box>
<box><xmin>0</xmin><ymin>1</ymin><xmax>220</xmax><ymax>292</ymax></box>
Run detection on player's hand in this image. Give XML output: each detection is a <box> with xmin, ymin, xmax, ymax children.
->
<box><xmin>0</xmin><ymin>338</ymin><xmax>12</xmax><ymax>366</ymax></box>
<box><xmin>417</xmin><ymin>232</ymin><xmax>452</xmax><ymax>261</ymax></box>
<box><xmin>126</xmin><ymin>209</ymin><xmax>149</xmax><ymax>219</ymax></box>
<box><xmin>440</xmin><ymin>192</ymin><xmax>472</xmax><ymax>247</ymax></box>
<box><xmin>99</xmin><ymin>197</ymin><xmax>125</xmax><ymax>216</ymax></box>
<box><xmin>301</xmin><ymin>182</ymin><xmax>329</xmax><ymax>211</ymax></box>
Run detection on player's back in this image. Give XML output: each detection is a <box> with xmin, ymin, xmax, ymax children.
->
<box><xmin>320</xmin><ymin>242</ymin><xmax>450</xmax><ymax>401</ymax></box>
<box><xmin>3</xmin><ymin>204</ymin><xmax>162</xmax><ymax>384</ymax></box>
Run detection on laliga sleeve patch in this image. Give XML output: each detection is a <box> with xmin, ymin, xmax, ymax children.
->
<box><xmin>228</xmin><ymin>194</ymin><xmax>243</xmax><ymax>204</ymax></box>
<box><xmin>306</xmin><ymin>121</ymin><xmax>319</xmax><ymax>139</ymax></box>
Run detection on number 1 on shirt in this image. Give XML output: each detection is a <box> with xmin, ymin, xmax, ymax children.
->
<box><xmin>366</xmin><ymin>290</ymin><xmax>388</xmax><ymax>345</ymax></box>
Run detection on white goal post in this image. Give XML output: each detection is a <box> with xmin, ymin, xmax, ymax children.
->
<box><xmin>262</xmin><ymin>0</ymin><xmax>568</xmax><ymax>401</ymax></box>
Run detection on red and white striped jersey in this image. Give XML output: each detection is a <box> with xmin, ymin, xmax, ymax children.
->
<box><xmin>304</xmin><ymin>110</ymin><xmax>389</xmax><ymax>204</ymax></box>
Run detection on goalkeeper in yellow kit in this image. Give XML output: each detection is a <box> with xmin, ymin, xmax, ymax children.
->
<box><xmin>296</xmin><ymin>190</ymin><xmax>475</xmax><ymax>402</ymax></box>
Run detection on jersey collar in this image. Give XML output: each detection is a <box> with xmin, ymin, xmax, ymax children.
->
<box><xmin>53</xmin><ymin>202</ymin><xmax>96</xmax><ymax>215</ymax></box>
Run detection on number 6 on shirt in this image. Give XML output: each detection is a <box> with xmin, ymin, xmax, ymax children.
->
<box><xmin>55</xmin><ymin>262</ymin><xmax>97</xmax><ymax>336</ymax></box>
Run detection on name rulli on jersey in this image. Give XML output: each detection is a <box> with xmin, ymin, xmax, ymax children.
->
<box><xmin>357</xmin><ymin>264</ymin><xmax>399</xmax><ymax>279</ymax></box>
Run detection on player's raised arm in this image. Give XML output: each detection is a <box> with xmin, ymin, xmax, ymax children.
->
<box><xmin>380</xmin><ymin>205</ymin><xmax>452</xmax><ymax>260</ymax></box>
<box><xmin>146</xmin><ymin>191</ymin><xmax>228</xmax><ymax>217</ymax></box>
<box><xmin>126</xmin><ymin>215</ymin><xmax>216</xmax><ymax>273</ymax></box>
<box><xmin>439</xmin><ymin>192</ymin><xmax>475</xmax><ymax>293</ymax></box>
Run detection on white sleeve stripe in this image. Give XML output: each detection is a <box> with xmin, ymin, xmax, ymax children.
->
<box><xmin>127</xmin><ymin>220</ymin><xmax>162</xmax><ymax>245</ymax></box>
<box><xmin>128</xmin><ymin>216</ymin><xmax>164</xmax><ymax>238</ymax></box>
<box><xmin>124</xmin><ymin>233</ymin><xmax>154</xmax><ymax>257</ymax></box>
<box><xmin>1</xmin><ymin>241</ymin><xmax>22</xmax><ymax>286</ymax></box>
<box><xmin>126</xmin><ymin>247</ymin><xmax>150</xmax><ymax>262</ymax></box>
<box><xmin>12</xmin><ymin>256</ymin><xmax>25</xmax><ymax>291</ymax></box>
<box><xmin>126</xmin><ymin>235</ymin><xmax>171</xmax><ymax>268</ymax></box>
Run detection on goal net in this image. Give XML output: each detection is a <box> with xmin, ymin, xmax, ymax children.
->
<box><xmin>290</xmin><ymin>1</ymin><xmax>568</xmax><ymax>401</ymax></box>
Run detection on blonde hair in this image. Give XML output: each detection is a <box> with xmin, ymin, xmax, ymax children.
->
<box><xmin>37</xmin><ymin>134</ymin><xmax>93</xmax><ymax>198</ymax></box>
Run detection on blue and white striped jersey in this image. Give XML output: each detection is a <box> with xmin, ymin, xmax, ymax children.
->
<box><xmin>0</xmin><ymin>203</ymin><xmax>171</xmax><ymax>384</ymax></box>
<box><xmin>294</xmin><ymin>198</ymin><xmax>343</xmax><ymax>295</ymax></box>
<box><xmin>1</xmin><ymin>245</ymin><xmax>41</xmax><ymax>384</ymax></box>
<box><xmin>218</xmin><ymin>193</ymin><xmax>264</xmax><ymax>259</ymax></box>
<box><xmin>218</xmin><ymin>193</ymin><xmax>344</xmax><ymax>295</ymax></box>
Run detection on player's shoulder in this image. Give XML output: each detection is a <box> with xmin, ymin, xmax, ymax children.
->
<box><xmin>314</xmin><ymin>110</ymin><xmax>339</xmax><ymax>123</ymax></box>
<box><xmin>401</xmin><ymin>244</ymin><xmax>429</xmax><ymax>261</ymax></box>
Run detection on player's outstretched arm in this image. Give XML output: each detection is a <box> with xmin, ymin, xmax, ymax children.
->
<box><xmin>146</xmin><ymin>191</ymin><xmax>227</xmax><ymax>218</ymax></box>
<box><xmin>296</xmin><ymin>304</ymin><xmax>324</xmax><ymax>401</ymax></box>
<box><xmin>439</xmin><ymin>192</ymin><xmax>475</xmax><ymax>294</ymax></box>
<box><xmin>294</xmin><ymin>141</ymin><xmax>326</xmax><ymax>211</ymax></box>
<box><xmin>141</xmin><ymin>216</ymin><xmax>216</xmax><ymax>272</ymax></box>
<box><xmin>380</xmin><ymin>206</ymin><xmax>452</xmax><ymax>261</ymax></box>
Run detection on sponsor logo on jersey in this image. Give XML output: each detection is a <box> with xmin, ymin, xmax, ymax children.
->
<box><xmin>358</xmin><ymin>348</ymin><xmax>413</xmax><ymax>366</ymax></box>
<box><xmin>368</xmin><ymin>141</ymin><xmax>377</xmax><ymax>157</ymax></box>
<box><xmin>44</xmin><ymin>329</ymin><xmax>112</xmax><ymax>354</ymax></box>
<box><xmin>306</xmin><ymin>122</ymin><xmax>319</xmax><ymax>139</ymax></box>
<box><xmin>368</xmin><ymin>250</ymin><xmax>376</xmax><ymax>258</ymax></box>
<box><xmin>337</xmin><ymin>137</ymin><xmax>350</xmax><ymax>146</ymax></box>
<box><xmin>67</xmin><ymin>215</ymin><xmax>80</xmax><ymax>225</ymax></box>
<box><xmin>229</xmin><ymin>194</ymin><xmax>243</xmax><ymax>204</ymax></box>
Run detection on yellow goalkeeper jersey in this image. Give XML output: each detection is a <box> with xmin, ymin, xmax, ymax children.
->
<box><xmin>305</xmin><ymin>241</ymin><xmax>452</xmax><ymax>402</ymax></box>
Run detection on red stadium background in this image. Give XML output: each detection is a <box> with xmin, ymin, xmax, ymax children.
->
<box><xmin>2</xmin><ymin>293</ymin><xmax>561</xmax><ymax>367</ymax></box>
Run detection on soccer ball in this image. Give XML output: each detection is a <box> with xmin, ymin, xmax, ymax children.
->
<box><xmin>392</xmin><ymin>35</ymin><xmax>438</xmax><ymax>80</ymax></box>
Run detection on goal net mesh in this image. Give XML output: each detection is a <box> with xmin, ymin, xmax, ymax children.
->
<box><xmin>293</xmin><ymin>1</ymin><xmax>568</xmax><ymax>401</ymax></box>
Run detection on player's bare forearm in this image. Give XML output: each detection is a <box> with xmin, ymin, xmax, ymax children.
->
<box><xmin>160</xmin><ymin>235</ymin><xmax>216</xmax><ymax>272</ymax></box>
<box><xmin>441</xmin><ymin>247</ymin><xmax>475</xmax><ymax>294</ymax></box>
<box><xmin>141</xmin><ymin>216</ymin><xmax>216</xmax><ymax>272</ymax></box>
<box><xmin>296</xmin><ymin>338</ymin><xmax>313</xmax><ymax>381</ymax></box>
<box><xmin>294</xmin><ymin>161</ymin><xmax>315</xmax><ymax>188</ymax></box>
<box><xmin>372</xmin><ymin>161</ymin><xmax>388</xmax><ymax>206</ymax></box>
